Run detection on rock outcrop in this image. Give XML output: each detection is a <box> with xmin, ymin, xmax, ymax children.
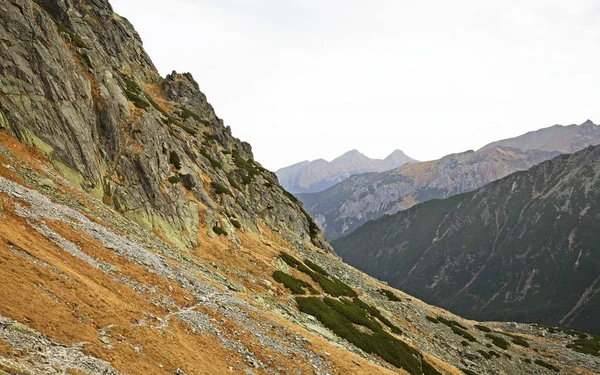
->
<box><xmin>0</xmin><ymin>0</ymin><xmax>330</xmax><ymax>251</ymax></box>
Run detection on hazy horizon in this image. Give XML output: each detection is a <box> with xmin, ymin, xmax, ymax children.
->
<box><xmin>111</xmin><ymin>0</ymin><xmax>600</xmax><ymax>170</ymax></box>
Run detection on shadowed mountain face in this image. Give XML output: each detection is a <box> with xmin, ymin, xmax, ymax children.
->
<box><xmin>333</xmin><ymin>145</ymin><xmax>600</xmax><ymax>334</ymax></box>
<box><xmin>275</xmin><ymin>149</ymin><xmax>416</xmax><ymax>194</ymax></box>
<box><xmin>299</xmin><ymin>147</ymin><xmax>560</xmax><ymax>240</ymax></box>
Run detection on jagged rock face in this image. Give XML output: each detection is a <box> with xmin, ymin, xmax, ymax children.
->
<box><xmin>0</xmin><ymin>0</ymin><xmax>330</xmax><ymax>251</ymax></box>
<box><xmin>480</xmin><ymin>120</ymin><xmax>600</xmax><ymax>154</ymax></box>
<box><xmin>276</xmin><ymin>149</ymin><xmax>416</xmax><ymax>194</ymax></box>
<box><xmin>299</xmin><ymin>147</ymin><xmax>560</xmax><ymax>240</ymax></box>
<box><xmin>333</xmin><ymin>145</ymin><xmax>600</xmax><ymax>334</ymax></box>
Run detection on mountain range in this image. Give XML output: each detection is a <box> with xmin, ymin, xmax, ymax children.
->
<box><xmin>0</xmin><ymin>0</ymin><xmax>599</xmax><ymax>374</ymax></box>
<box><xmin>333</xmin><ymin>145</ymin><xmax>600</xmax><ymax>334</ymax></box>
<box><xmin>275</xmin><ymin>149</ymin><xmax>416</xmax><ymax>194</ymax></box>
<box><xmin>298</xmin><ymin>121</ymin><xmax>600</xmax><ymax>240</ymax></box>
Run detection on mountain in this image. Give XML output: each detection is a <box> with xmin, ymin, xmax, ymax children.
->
<box><xmin>299</xmin><ymin>147</ymin><xmax>560</xmax><ymax>240</ymax></box>
<box><xmin>0</xmin><ymin>1</ymin><xmax>598</xmax><ymax>374</ymax></box>
<box><xmin>333</xmin><ymin>145</ymin><xmax>600</xmax><ymax>334</ymax></box>
<box><xmin>275</xmin><ymin>149</ymin><xmax>416</xmax><ymax>194</ymax></box>
<box><xmin>481</xmin><ymin>120</ymin><xmax>600</xmax><ymax>153</ymax></box>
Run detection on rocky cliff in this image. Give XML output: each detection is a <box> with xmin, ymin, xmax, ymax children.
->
<box><xmin>299</xmin><ymin>147</ymin><xmax>560</xmax><ymax>240</ymax></box>
<box><xmin>333</xmin><ymin>145</ymin><xmax>600</xmax><ymax>334</ymax></box>
<box><xmin>0</xmin><ymin>0</ymin><xmax>330</xmax><ymax>252</ymax></box>
<box><xmin>276</xmin><ymin>149</ymin><xmax>416</xmax><ymax>194</ymax></box>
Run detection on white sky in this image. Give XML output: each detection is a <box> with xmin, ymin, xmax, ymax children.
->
<box><xmin>111</xmin><ymin>0</ymin><xmax>600</xmax><ymax>170</ymax></box>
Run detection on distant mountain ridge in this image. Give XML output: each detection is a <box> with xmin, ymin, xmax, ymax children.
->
<box><xmin>299</xmin><ymin>147</ymin><xmax>560</xmax><ymax>240</ymax></box>
<box><xmin>298</xmin><ymin>120</ymin><xmax>600</xmax><ymax>240</ymax></box>
<box><xmin>481</xmin><ymin>119</ymin><xmax>600</xmax><ymax>153</ymax></box>
<box><xmin>332</xmin><ymin>145</ymin><xmax>600</xmax><ymax>334</ymax></box>
<box><xmin>276</xmin><ymin>149</ymin><xmax>417</xmax><ymax>194</ymax></box>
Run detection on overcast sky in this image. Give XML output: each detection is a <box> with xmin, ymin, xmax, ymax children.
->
<box><xmin>111</xmin><ymin>0</ymin><xmax>600</xmax><ymax>170</ymax></box>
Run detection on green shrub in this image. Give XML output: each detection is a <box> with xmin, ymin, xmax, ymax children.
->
<box><xmin>324</xmin><ymin>297</ymin><xmax>381</xmax><ymax>332</ymax></box>
<box><xmin>426</xmin><ymin>316</ymin><xmax>439</xmax><ymax>324</ymax></box>
<box><xmin>488</xmin><ymin>350</ymin><xmax>501</xmax><ymax>358</ymax></box>
<box><xmin>200</xmin><ymin>148</ymin><xmax>221</xmax><ymax>169</ymax></box>
<box><xmin>179</xmin><ymin>106</ymin><xmax>201</xmax><ymax>121</ymax></box>
<box><xmin>486</xmin><ymin>334</ymin><xmax>510</xmax><ymax>350</ymax></box>
<box><xmin>352</xmin><ymin>298</ymin><xmax>402</xmax><ymax>335</ymax></box>
<box><xmin>210</xmin><ymin>181</ymin><xmax>231</xmax><ymax>195</ymax></box>
<box><xmin>534</xmin><ymin>359</ymin><xmax>559</xmax><ymax>372</ymax></box>
<box><xmin>279</xmin><ymin>252</ymin><xmax>356</xmax><ymax>297</ymax></box>
<box><xmin>304</xmin><ymin>259</ymin><xmax>329</xmax><ymax>276</ymax></box>
<box><xmin>566</xmin><ymin>336</ymin><xmax>600</xmax><ymax>356</ymax></box>
<box><xmin>474</xmin><ymin>324</ymin><xmax>491</xmax><ymax>333</ymax></box>
<box><xmin>461</xmin><ymin>340</ymin><xmax>470</xmax><ymax>347</ymax></box>
<box><xmin>452</xmin><ymin>326</ymin><xmax>477</xmax><ymax>342</ymax></box>
<box><xmin>379</xmin><ymin>289</ymin><xmax>402</xmax><ymax>302</ymax></box>
<box><xmin>226</xmin><ymin>173</ymin><xmax>242</xmax><ymax>191</ymax></box>
<box><xmin>499</xmin><ymin>332</ymin><xmax>530</xmax><ymax>348</ymax></box>
<box><xmin>437</xmin><ymin>317</ymin><xmax>468</xmax><ymax>330</ymax></box>
<box><xmin>47</xmin><ymin>12</ymin><xmax>90</xmax><ymax>49</ymax></box>
<box><xmin>523</xmin><ymin>358</ymin><xmax>532</xmax><ymax>364</ymax></box>
<box><xmin>168</xmin><ymin>175</ymin><xmax>180</xmax><ymax>184</ymax></box>
<box><xmin>273</xmin><ymin>271</ymin><xmax>316</xmax><ymax>294</ymax></box>
<box><xmin>213</xmin><ymin>225</ymin><xmax>227</xmax><ymax>236</ymax></box>
<box><xmin>477</xmin><ymin>350</ymin><xmax>492</xmax><ymax>360</ymax></box>
<box><xmin>295</xmin><ymin>297</ymin><xmax>440</xmax><ymax>375</ymax></box>
<box><xmin>169</xmin><ymin>151</ymin><xmax>182</xmax><ymax>170</ymax></box>
<box><xmin>230</xmin><ymin>219</ymin><xmax>241</xmax><ymax>229</ymax></box>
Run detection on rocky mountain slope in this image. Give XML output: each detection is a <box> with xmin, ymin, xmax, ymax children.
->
<box><xmin>0</xmin><ymin>0</ymin><xmax>599</xmax><ymax>374</ymax></box>
<box><xmin>481</xmin><ymin>120</ymin><xmax>600</xmax><ymax>154</ymax></box>
<box><xmin>299</xmin><ymin>147</ymin><xmax>560</xmax><ymax>240</ymax></box>
<box><xmin>0</xmin><ymin>137</ymin><xmax>599</xmax><ymax>375</ymax></box>
<box><xmin>333</xmin><ymin>145</ymin><xmax>600</xmax><ymax>335</ymax></box>
<box><xmin>276</xmin><ymin>149</ymin><xmax>416</xmax><ymax>194</ymax></box>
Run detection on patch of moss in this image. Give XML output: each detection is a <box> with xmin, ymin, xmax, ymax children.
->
<box><xmin>534</xmin><ymin>359</ymin><xmax>559</xmax><ymax>372</ymax></box>
<box><xmin>179</xmin><ymin>106</ymin><xmax>201</xmax><ymax>121</ymax></box>
<box><xmin>210</xmin><ymin>181</ymin><xmax>231</xmax><ymax>196</ymax></box>
<box><xmin>47</xmin><ymin>13</ymin><xmax>90</xmax><ymax>49</ymax></box>
<box><xmin>461</xmin><ymin>340</ymin><xmax>470</xmax><ymax>347</ymax></box>
<box><xmin>168</xmin><ymin>175</ymin><xmax>180</xmax><ymax>184</ymax></box>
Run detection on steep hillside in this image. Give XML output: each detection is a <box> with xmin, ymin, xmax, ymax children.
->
<box><xmin>276</xmin><ymin>149</ymin><xmax>416</xmax><ymax>194</ymax></box>
<box><xmin>333</xmin><ymin>145</ymin><xmax>600</xmax><ymax>335</ymax></box>
<box><xmin>481</xmin><ymin>120</ymin><xmax>600</xmax><ymax>153</ymax></box>
<box><xmin>0</xmin><ymin>1</ymin><xmax>599</xmax><ymax>375</ymax></box>
<box><xmin>0</xmin><ymin>135</ymin><xmax>598</xmax><ymax>375</ymax></box>
<box><xmin>300</xmin><ymin>147</ymin><xmax>559</xmax><ymax>240</ymax></box>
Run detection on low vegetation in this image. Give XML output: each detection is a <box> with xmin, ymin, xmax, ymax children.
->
<box><xmin>452</xmin><ymin>326</ymin><xmax>477</xmax><ymax>342</ymax></box>
<box><xmin>486</xmin><ymin>334</ymin><xmax>510</xmax><ymax>350</ymax></box>
<box><xmin>210</xmin><ymin>181</ymin><xmax>231</xmax><ymax>196</ymax></box>
<box><xmin>167</xmin><ymin>175</ymin><xmax>180</xmax><ymax>184</ymax></box>
<box><xmin>378</xmin><ymin>288</ymin><xmax>402</xmax><ymax>302</ymax></box>
<box><xmin>212</xmin><ymin>225</ymin><xmax>227</xmax><ymax>236</ymax></box>
<box><xmin>272</xmin><ymin>271</ymin><xmax>317</xmax><ymax>295</ymax></box>
<box><xmin>498</xmin><ymin>332</ymin><xmax>530</xmax><ymax>348</ymax></box>
<box><xmin>460</xmin><ymin>368</ymin><xmax>479</xmax><ymax>375</ymax></box>
<box><xmin>566</xmin><ymin>335</ymin><xmax>600</xmax><ymax>356</ymax></box>
<box><xmin>279</xmin><ymin>252</ymin><xmax>356</xmax><ymax>297</ymax></box>
<box><xmin>295</xmin><ymin>297</ymin><xmax>441</xmax><ymax>375</ymax></box>
<box><xmin>474</xmin><ymin>324</ymin><xmax>491</xmax><ymax>333</ymax></box>
<box><xmin>169</xmin><ymin>151</ymin><xmax>182</xmax><ymax>170</ymax></box>
<box><xmin>534</xmin><ymin>359</ymin><xmax>560</xmax><ymax>372</ymax></box>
